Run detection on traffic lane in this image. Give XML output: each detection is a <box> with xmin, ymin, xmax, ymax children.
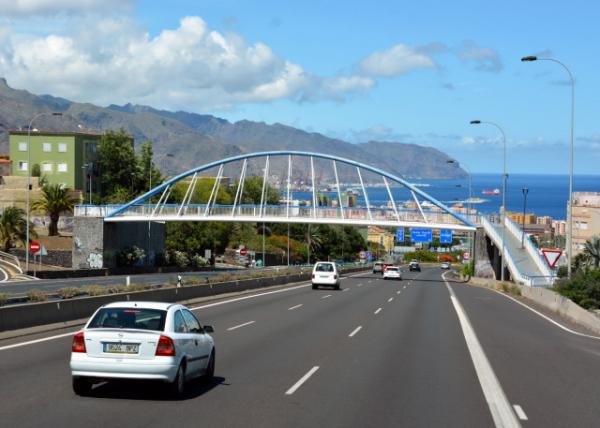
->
<box><xmin>0</xmin><ymin>270</ymin><xmax>394</xmax><ymax>427</ymax></box>
<box><xmin>277</xmin><ymin>266</ymin><xmax>493</xmax><ymax>428</ymax></box>
<box><xmin>452</xmin><ymin>280</ymin><xmax>600</xmax><ymax>427</ymax></box>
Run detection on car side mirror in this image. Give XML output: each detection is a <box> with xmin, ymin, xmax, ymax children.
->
<box><xmin>203</xmin><ymin>325</ymin><xmax>214</xmax><ymax>333</ymax></box>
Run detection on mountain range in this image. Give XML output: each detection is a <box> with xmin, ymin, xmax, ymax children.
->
<box><xmin>0</xmin><ymin>78</ymin><xmax>465</xmax><ymax>180</ymax></box>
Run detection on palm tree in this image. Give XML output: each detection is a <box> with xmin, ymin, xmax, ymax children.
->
<box><xmin>304</xmin><ymin>225</ymin><xmax>323</xmax><ymax>264</ymax></box>
<box><xmin>0</xmin><ymin>207</ymin><xmax>33</xmax><ymax>251</ymax></box>
<box><xmin>583</xmin><ymin>236</ymin><xmax>600</xmax><ymax>269</ymax></box>
<box><xmin>32</xmin><ymin>184</ymin><xmax>78</xmax><ymax>236</ymax></box>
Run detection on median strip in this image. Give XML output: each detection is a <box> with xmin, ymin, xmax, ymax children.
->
<box><xmin>226</xmin><ymin>321</ymin><xmax>255</xmax><ymax>331</ymax></box>
<box><xmin>285</xmin><ymin>366</ymin><xmax>319</xmax><ymax>395</ymax></box>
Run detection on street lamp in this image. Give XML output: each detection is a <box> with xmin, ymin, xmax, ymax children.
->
<box><xmin>26</xmin><ymin>111</ymin><xmax>63</xmax><ymax>272</ymax></box>
<box><xmin>447</xmin><ymin>159</ymin><xmax>474</xmax><ymax>265</ymax></box>
<box><xmin>521</xmin><ymin>187</ymin><xmax>529</xmax><ymax>248</ymax></box>
<box><xmin>471</xmin><ymin>119</ymin><xmax>508</xmax><ymax>281</ymax></box>
<box><xmin>521</xmin><ymin>55</ymin><xmax>575</xmax><ymax>279</ymax></box>
<box><xmin>82</xmin><ymin>163</ymin><xmax>92</xmax><ymax>204</ymax></box>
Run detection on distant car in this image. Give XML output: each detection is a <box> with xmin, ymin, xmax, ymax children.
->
<box><xmin>383</xmin><ymin>266</ymin><xmax>402</xmax><ymax>280</ymax></box>
<box><xmin>70</xmin><ymin>302</ymin><xmax>216</xmax><ymax>397</ymax></box>
<box><xmin>372</xmin><ymin>262</ymin><xmax>384</xmax><ymax>274</ymax></box>
<box><xmin>312</xmin><ymin>262</ymin><xmax>341</xmax><ymax>290</ymax></box>
<box><xmin>409</xmin><ymin>261</ymin><xmax>421</xmax><ymax>271</ymax></box>
<box><xmin>441</xmin><ymin>262</ymin><xmax>451</xmax><ymax>270</ymax></box>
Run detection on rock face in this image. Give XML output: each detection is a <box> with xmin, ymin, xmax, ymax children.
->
<box><xmin>0</xmin><ymin>78</ymin><xmax>466</xmax><ymax>179</ymax></box>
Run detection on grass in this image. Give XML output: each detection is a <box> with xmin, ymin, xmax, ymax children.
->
<box><xmin>26</xmin><ymin>289</ymin><xmax>48</xmax><ymax>302</ymax></box>
<box><xmin>496</xmin><ymin>282</ymin><xmax>522</xmax><ymax>296</ymax></box>
<box><xmin>56</xmin><ymin>287</ymin><xmax>85</xmax><ymax>299</ymax></box>
<box><xmin>0</xmin><ymin>293</ymin><xmax>7</xmax><ymax>306</ymax></box>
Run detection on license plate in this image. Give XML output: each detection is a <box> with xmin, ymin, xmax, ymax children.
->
<box><xmin>319</xmin><ymin>275</ymin><xmax>329</xmax><ymax>278</ymax></box>
<box><xmin>103</xmin><ymin>342</ymin><xmax>139</xmax><ymax>354</ymax></box>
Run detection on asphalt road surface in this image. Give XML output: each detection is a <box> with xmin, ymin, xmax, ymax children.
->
<box><xmin>2</xmin><ymin>267</ymin><xmax>600</xmax><ymax>427</ymax></box>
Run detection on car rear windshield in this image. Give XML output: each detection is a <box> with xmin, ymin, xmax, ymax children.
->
<box><xmin>88</xmin><ymin>308</ymin><xmax>167</xmax><ymax>331</ymax></box>
<box><xmin>315</xmin><ymin>263</ymin><xmax>334</xmax><ymax>272</ymax></box>
<box><xmin>387</xmin><ymin>267</ymin><xmax>398</xmax><ymax>271</ymax></box>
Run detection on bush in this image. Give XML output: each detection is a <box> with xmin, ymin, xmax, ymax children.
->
<box><xmin>403</xmin><ymin>250</ymin><xmax>437</xmax><ymax>262</ymax></box>
<box><xmin>83</xmin><ymin>285</ymin><xmax>108</xmax><ymax>296</ymax></box>
<box><xmin>27</xmin><ymin>289</ymin><xmax>48</xmax><ymax>302</ymax></box>
<box><xmin>460</xmin><ymin>262</ymin><xmax>474</xmax><ymax>277</ymax></box>
<box><xmin>57</xmin><ymin>287</ymin><xmax>84</xmax><ymax>299</ymax></box>
<box><xmin>191</xmin><ymin>254</ymin><xmax>208</xmax><ymax>268</ymax></box>
<box><xmin>0</xmin><ymin>293</ymin><xmax>7</xmax><ymax>306</ymax></box>
<box><xmin>497</xmin><ymin>282</ymin><xmax>522</xmax><ymax>296</ymax></box>
<box><xmin>116</xmin><ymin>246</ymin><xmax>146</xmax><ymax>267</ymax></box>
<box><xmin>554</xmin><ymin>269</ymin><xmax>600</xmax><ymax>310</ymax></box>
<box><xmin>172</xmin><ymin>251</ymin><xmax>190</xmax><ymax>269</ymax></box>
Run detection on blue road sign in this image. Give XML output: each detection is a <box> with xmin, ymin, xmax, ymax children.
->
<box><xmin>410</xmin><ymin>228</ymin><xmax>432</xmax><ymax>243</ymax></box>
<box><xmin>365</xmin><ymin>251</ymin><xmax>373</xmax><ymax>261</ymax></box>
<box><xmin>440</xmin><ymin>229</ymin><xmax>453</xmax><ymax>244</ymax></box>
<box><xmin>396</xmin><ymin>228</ymin><xmax>404</xmax><ymax>242</ymax></box>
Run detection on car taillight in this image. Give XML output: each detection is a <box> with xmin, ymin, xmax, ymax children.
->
<box><xmin>155</xmin><ymin>335</ymin><xmax>176</xmax><ymax>356</ymax></box>
<box><xmin>312</xmin><ymin>274</ymin><xmax>315</xmax><ymax>279</ymax></box>
<box><xmin>72</xmin><ymin>332</ymin><xmax>86</xmax><ymax>353</ymax></box>
<box><xmin>333</xmin><ymin>274</ymin><xmax>337</xmax><ymax>279</ymax></box>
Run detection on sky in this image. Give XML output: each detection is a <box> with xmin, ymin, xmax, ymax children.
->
<box><xmin>0</xmin><ymin>0</ymin><xmax>598</xmax><ymax>174</ymax></box>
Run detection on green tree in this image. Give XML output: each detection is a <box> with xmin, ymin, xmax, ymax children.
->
<box><xmin>0</xmin><ymin>207</ymin><xmax>35</xmax><ymax>251</ymax></box>
<box><xmin>584</xmin><ymin>236</ymin><xmax>600</xmax><ymax>269</ymax></box>
<box><xmin>32</xmin><ymin>184</ymin><xmax>78</xmax><ymax>236</ymax></box>
<box><xmin>165</xmin><ymin>222</ymin><xmax>233</xmax><ymax>257</ymax></box>
<box><xmin>231</xmin><ymin>176</ymin><xmax>281</xmax><ymax>205</ymax></box>
<box><xmin>137</xmin><ymin>142</ymin><xmax>163</xmax><ymax>196</ymax></box>
<box><xmin>97</xmin><ymin>129</ymin><xmax>137</xmax><ymax>198</ymax></box>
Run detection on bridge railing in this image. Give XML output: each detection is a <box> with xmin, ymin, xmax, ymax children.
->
<box><xmin>503</xmin><ymin>215</ymin><xmax>553</xmax><ymax>278</ymax></box>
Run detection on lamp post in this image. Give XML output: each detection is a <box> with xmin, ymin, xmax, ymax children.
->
<box><xmin>521</xmin><ymin>55</ymin><xmax>575</xmax><ymax>279</ymax></box>
<box><xmin>81</xmin><ymin>163</ymin><xmax>92</xmax><ymax>204</ymax></box>
<box><xmin>25</xmin><ymin>112</ymin><xmax>63</xmax><ymax>272</ymax></box>
<box><xmin>470</xmin><ymin>119</ymin><xmax>508</xmax><ymax>281</ymax></box>
<box><xmin>521</xmin><ymin>187</ymin><xmax>529</xmax><ymax>248</ymax></box>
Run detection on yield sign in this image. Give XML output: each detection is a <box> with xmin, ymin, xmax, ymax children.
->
<box><xmin>541</xmin><ymin>249</ymin><xmax>562</xmax><ymax>269</ymax></box>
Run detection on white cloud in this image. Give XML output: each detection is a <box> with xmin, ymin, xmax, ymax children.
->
<box><xmin>360</xmin><ymin>44</ymin><xmax>437</xmax><ymax>77</ymax></box>
<box><xmin>0</xmin><ymin>0</ymin><xmax>130</xmax><ymax>16</ymax></box>
<box><xmin>456</xmin><ymin>40</ymin><xmax>503</xmax><ymax>73</ymax></box>
<box><xmin>0</xmin><ymin>16</ymin><xmax>370</xmax><ymax>110</ymax></box>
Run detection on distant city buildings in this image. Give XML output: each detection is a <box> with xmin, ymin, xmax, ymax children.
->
<box><xmin>570</xmin><ymin>192</ymin><xmax>600</xmax><ymax>253</ymax></box>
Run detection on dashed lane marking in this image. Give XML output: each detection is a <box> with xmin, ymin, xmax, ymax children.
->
<box><xmin>374</xmin><ymin>308</ymin><xmax>382</xmax><ymax>315</ymax></box>
<box><xmin>285</xmin><ymin>366</ymin><xmax>320</xmax><ymax>395</ymax></box>
<box><xmin>226</xmin><ymin>321</ymin><xmax>256</xmax><ymax>331</ymax></box>
<box><xmin>288</xmin><ymin>304</ymin><xmax>303</xmax><ymax>311</ymax></box>
<box><xmin>348</xmin><ymin>326</ymin><xmax>362</xmax><ymax>337</ymax></box>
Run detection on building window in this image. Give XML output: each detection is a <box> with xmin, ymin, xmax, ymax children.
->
<box><xmin>57</xmin><ymin>163</ymin><xmax>68</xmax><ymax>172</ymax></box>
<box><xmin>43</xmin><ymin>163</ymin><xmax>53</xmax><ymax>172</ymax></box>
<box><xmin>43</xmin><ymin>143</ymin><xmax>52</xmax><ymax>152</ymax></box>
<box><xmin>58</xmin><ymin>143</ymin><xmax>67</xmax><ymax>153</ymax></box>
<box><xmin>18</xmin><ymin>142</ymin><xmax>28</xmax><ymax>151</ymax></box>
<box><xmin>18</xmin><ymin>161</ymin><xmax>28</xmax><ymax>171</ymax></box>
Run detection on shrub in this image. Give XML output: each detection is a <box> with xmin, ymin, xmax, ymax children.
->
<box><xmin>554</xmin><ymin>269</ymin><xmax>600</xmax><ymax>310</ymax></box>
<box><xmin>460</xmin><ymin>262</ymin><xmax>474</xmax><ymax>277</ymax></box>
<box><xmin>0</xmin><ymin>293</ymin><xmax>7</xmax><ymax>306</ymax></box>
<box><xmin>172</xmin><ymin>251</ymin><xmax>190</xmax><ymax>269</ymax></box>
<box><xmin>191</xmin><ymin>254</ymin><xmax>208</xmax><ymax>268</ymax></box>
<box><xmin>116</xmin><ymin>246</ymin><xmax>146</xmax><ymax>267</ymax></box>
<box><xmin>27</xmin><ymin>289</ymin><xmax>48</xmax><ymax>302</ymax></box>
<box><xmin>403</xmin><ymin>250</ymin><xmax>437</xmax><ymax>262</ymax></box>
<box><xmin>83</xmin><ymin>285</ymin><xmax>108</xmax><ymax>296</ymax></box>
<box><xmin>57</xmin><ymin>287</ymin><xmax>83</xmax><ymax>299</ymax></box>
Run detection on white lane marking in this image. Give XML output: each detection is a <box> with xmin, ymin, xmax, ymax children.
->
<box><xmin>288</xmin><ymin>304</ymin><xmax>303</xmax><ymax>311</ymax></box>
<box><xmin>226</xmin><ymin>321</ymin><xmax>255</xmax><ymax>331</ymax></box>
<box><xmin>492</xmin><ymin>289</ymin><xmax>600</xmax><ymax>341</ymax></box>
<box><xmin>0</xmin><ymin>267</ymin><xmax>8</xmax><ymax>282</ymax></box>
<box><xmin>0</xmin><ymin>331</ymin><xmax>76</xmax><ymax>352</ymax></box>
<box><xmin>442</xmin><ymin>272</ymin><xmax>521</xmax><ymax>428</ymax></box>
<box><xmin>285</xmin><ymin>366</ymin><xmax>319</xmax><ymax>395</ymax></box>
<box><xmin>321</xmin><ymin>294</ymin><xmax>332</xmax><ymax>299</ymax></box>
<box><xmin>396</xmin><ymin>290</ymin><xmax>401</xmax><ymax>295</ymax></box>
<box><xmin>348</xmin><ymin>326</ymin><xmax>362</xmax><ymax>337</ymax></box>
<box><xmin>342</xmin><ymin>288</ymin><xmax>349</xmax><ymax>292</ymax></box>
<box><xmin>374</xmin><ymin>308</ymin><xmax>382</xmax><ymax>315</ymax></box>
<box><xmin>388</xmin><ymin>297</ymin><xmax>394</xmax><ymax>302</ymax></box>
<box><xmin>512</xmin><ymin>405</ymin><xmax>528</xmax><ymax>421</ymax></box>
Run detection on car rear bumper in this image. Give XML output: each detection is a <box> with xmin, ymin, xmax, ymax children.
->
<box><xmin>70</xmin><ymin>354</ymin><xmax>179</xmax><ymax>382</ymax></box>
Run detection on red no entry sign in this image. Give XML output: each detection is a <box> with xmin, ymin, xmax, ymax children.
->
<box><xmin>29</xmin><ymin>241</ymin><xmax>41</xmax><ymax>254</ymax></box>
<box><xmin>240</xmin><ymin>248</ymin><xmax>248</xmax><ymax>256</ymax></box>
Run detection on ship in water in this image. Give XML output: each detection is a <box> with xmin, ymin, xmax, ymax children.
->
<box><xmin>482</xmin><ymin>188</ymin><xmax>500</xmax><ymax>196</ymax></box>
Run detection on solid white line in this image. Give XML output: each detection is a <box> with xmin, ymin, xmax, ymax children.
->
<box><xmin>374</xmin><ymin>308</ymin><xmax>382</xmax><ymax>315</ymax></box>
<box><xmin>388</xmin><ymin>297</ymin><xmax>394</xmax><ymax>303</ymax></box>
<box><xmin>342</xmin><ymin>288</ymin><xmax>349</xmax><ymax>292</ymax></box>
<box><xmin>512</xmin><ymin>405</ymin><xmax>528</xmax><ymax>421</ymax></box>
<box><xmin>321</xmin><ymin>294</ymin><xmax>332</xmax><ymax>299</ymax></box>
<box><xmin>285</xmin><ymin>366</ymin><xmax>319</xmax><ymax>395</ymax></box>
<box><xmin>348</xmin><ymin>326</ymin><xmax>362</xmax><ymax>337</ymax></box>
<box><xmin>442</xmin><ymin>272</ymin><xmax>520</xmax><ymax>428</ymax></box>
<box><xmin>492</xmin><ymin>289</ymin><xmax>600</xmax><ymax>341</ymax></box>
<box><xmin>226</xmin><ymin>321</ymin><xmax>255</xmax><ymax>331</ymax></box>
<box><xmin>288</xmin><ymin>304</ymin><xmax>303</xmax><ymax>311</ymax></box>
<box><xmin>0</xmin><ymin>331</ymin><xmax>76</xmax><ymax>352</ymax></box>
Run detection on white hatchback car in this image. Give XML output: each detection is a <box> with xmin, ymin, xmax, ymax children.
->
<box><xmin>312</xmin><ymin>262</ymin><xmax>341</xmax><ymax>290</ymax></box>
<box><xmin>383</xmin><ymin>266</ymin><xmax>402</xmax><ymax>280</ymax></box>
<box><xmin>70</xmin><ymin>301</ymin><xmax>215</xmax><ymax>397</ymax></box>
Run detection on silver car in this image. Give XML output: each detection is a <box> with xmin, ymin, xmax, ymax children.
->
<box><xmin>70</xmin><ymin>301</ymin><xmax>215</xmax><ymax>397</ymax></box>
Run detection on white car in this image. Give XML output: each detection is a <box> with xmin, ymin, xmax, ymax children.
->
<box><xmin>441</xmin><ymin>262</ymin><xmax>451</xmax><ymax>270</ymax></box>
<box><xmin>70</xmin><ymin>301</ymin><xmax>215</xmax><ymax>397</ymax></box>
<box><xmin>312</xmin><ymin>262</ymin><xmax>341</xmax><ymax>290</ymax></box>
<box><xmin>383</xmin><ymin>266</ymin><xmax>402</xmax><ymax>280</ymax></box>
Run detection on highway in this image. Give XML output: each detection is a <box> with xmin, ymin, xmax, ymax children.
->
<box><xmin>2</xmin><ymin>267</ymin><xmax>600</xmax><ymax>427</ymax></box>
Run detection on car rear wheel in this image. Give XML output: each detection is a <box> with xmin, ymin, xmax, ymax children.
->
<box><xmin>72</xmin><ymin>377</ymin><xmax>92</xmax><ymax>396</ymax></box>
<box><xmin>170</xmin><ymin>363</ymin><xmax>186</xmax><ymax>398</ymax></box>
<box><xmin>204</xmin><ymin>350</ymin><xmax>215</xmax><ymax>380</ymax></box>
<box><xmin>312</xmin><ymin>283</ymin><xmax>318</xmax><ymax>290</ymax></box>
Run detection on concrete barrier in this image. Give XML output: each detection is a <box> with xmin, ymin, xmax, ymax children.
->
<box><xmin>0</xmin><ymin>266</ymin><xmax>368</xmax><ymax>332</ymax></box>
<box><xmin>468</xmin><ymin>276</ymin><xmax>600</xmax><ymax>336</ymax></box>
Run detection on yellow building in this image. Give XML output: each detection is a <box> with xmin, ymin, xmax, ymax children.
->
<box><xmin>570</xmin><ymin>192</ymin><xmax>600</xmax><ymax>254</ymax></box>
<box><xmin>367</xmin><ymin>226</ymin><xmax>395</xmax><ymax>254</ymax></box>
<box><xmin>507</xmin><ymin>211</ymin><xmax>536</xmax><ymax>225</ymax></box>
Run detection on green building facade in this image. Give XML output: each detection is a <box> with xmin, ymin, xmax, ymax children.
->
<box><xmin>9</xmin><ymin>131</ymin><xmax>101</xmax><ymax>192</ymax></box>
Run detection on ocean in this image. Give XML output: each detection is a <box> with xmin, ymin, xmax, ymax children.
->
<box><xmin>292</xmin><ymin>174</ymin><xmax>600</xmax><ymax>221</ymax></box>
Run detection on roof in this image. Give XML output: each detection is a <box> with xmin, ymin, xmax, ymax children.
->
<box><xmin>9</xmin><ymin>129</ymin><xmax>102</xmax><ymax>137</ymax></box>
<box><xmin>102</xmin><ymin>301</ymin><xmax>181</xmax><ymax>310</ymax></box>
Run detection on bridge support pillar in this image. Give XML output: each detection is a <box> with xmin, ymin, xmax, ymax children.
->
<box><xmin>73</xmin><ymin>217</ymin><xmax>165</xmax><ymax>269</ymax></box>
<box><xmin>473</xmin><ymin>227</ymin><xmax>495</xmax><ymax>279</ymax></box>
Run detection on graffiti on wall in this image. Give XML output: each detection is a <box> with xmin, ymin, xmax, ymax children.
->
<box><xmin>87</xmin><ymin>252</ymin><xmax>103</xmax><ymax>269</ymax></box>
